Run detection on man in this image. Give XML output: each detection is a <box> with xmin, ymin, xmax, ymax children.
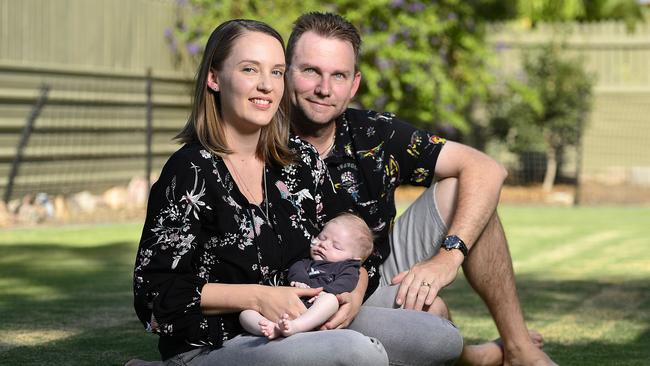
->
<box><xmin>286</xmin><ymin>12</ymin><xmax>556</xmax><ymax>366</ymax></box>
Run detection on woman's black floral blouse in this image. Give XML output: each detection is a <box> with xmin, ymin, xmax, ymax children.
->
<box><xmin>133</xmin><ymin>136</ymin><xmax>330</xmax><ymax>360</ymax></box>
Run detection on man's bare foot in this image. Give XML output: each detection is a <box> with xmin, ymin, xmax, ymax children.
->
<box><xmin>259</xmin><ymin>318</ymin><xmax>282</xmax><ymax>340</ymax></box>
<box><xmin>495</xmin><ymin>330</ymin><xmax>544</xmax><ymax>350</ymax></box>
<box><xmin>458</xmin><ymin>342</ymin><xmax>503</xmax><ymax>366</ymax></box>
<box><xmin>503</xmin><ymin>330</ymin><xmax>556</xmax><ymax>366</ymax></box>
<box><xmin>504</xmin><ymin>344</ymin><xmax>557</xmax><ymax>366</ymax></box>
<box><xmin>528</xmin><ymin>330</ymin><xmax>544</xmax><ymax>349</ymax></box>
<box><xmin>457</xmin><ymin>330</ymin><xmax>548</xmax><ymax>366</ymax></box>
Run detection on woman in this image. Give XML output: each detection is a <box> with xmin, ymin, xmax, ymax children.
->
<box><xmin>132</xmin><ymin>19</ymin><xmax>388</xmax><ymax>365</ymax></box>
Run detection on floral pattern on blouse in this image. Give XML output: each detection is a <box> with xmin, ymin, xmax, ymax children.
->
<box><xmin>133</xmin><ymin>136</ymin><xmax>330</xmax><ymax>360</ymax></box>
<box><xmin>321</xmin><ymin>109</ymin><xmax>446</xmax><ymax>297</ymax></box>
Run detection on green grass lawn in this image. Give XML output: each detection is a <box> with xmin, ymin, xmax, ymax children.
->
<box><xmin>1</xmin><ymin>206</ymin><xmax>649</xmax><ymax>365</ymax></box>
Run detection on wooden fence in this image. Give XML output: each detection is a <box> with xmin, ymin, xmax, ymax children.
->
<box><xmin>0</xmin><ymin>64</ymin><xmax>192</xmax><ymax>200</ymax></box>
<box><xmin>0</xmin><ymin>0</ymin><xmax>195</xmax><ymax>201</ymax></box>
<box><xmin>0</xmin><ymin>0</ymin><xmax>192</xmax><ymax>77</ymax></box>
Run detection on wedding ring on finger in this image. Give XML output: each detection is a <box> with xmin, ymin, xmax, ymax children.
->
<box><xmin>421</xmin><ymin>281</ymin><xmax>431</xmax><ymax>288</ymax></box>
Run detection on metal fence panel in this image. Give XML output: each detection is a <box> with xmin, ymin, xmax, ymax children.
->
<box><xmin>488</xmin><ymin>22</ymin><xmax>650</xmax><ymax>203</ymax></box>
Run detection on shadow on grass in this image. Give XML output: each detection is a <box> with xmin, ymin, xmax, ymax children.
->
<box><xmin>2</xmin><ymin>241</ymin><xmax>649</xmax><ymax>365</ymax></box>
<box><xmin>0</xmin><ymin>240</ymin><xmax>160</xmax><ymax>366</ymax></box>
<box><xmin>1</xmin><ymin>241</ymin><xmax>138</xmax><ymax>330</ymax></box>
<box><xmin>0</xmin><ymin>321</ymin><xmax>159</xmax><ymax>366</ymax></box>
<box><xmin>445</xmin><ymin>273</ymin><xmax>650</xmax><ymax>317</ymax></box>
<box><xmin>542</xmin><ymin>328</ymin><xmax>650</xmax><ymax>366</ymax></box>
<box><xmin>445</xmin><ymin>274</ymin><xmax>650</xmax><ymax>366</ymax></box>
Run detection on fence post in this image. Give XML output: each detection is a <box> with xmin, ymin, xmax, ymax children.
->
<box><xmin>573</xmin><ymin>119</ymin><xmax>584</xmax><ymax>206</ymax></box>
<box><xmin>4</xmin><ymin>84</ymin><xmax>50</xmax><ymax>204</ymax></box>
<box><xmin>145</xmin><ymin>68</ymin><xmax>153</xmax><ymax>194</ymax></box>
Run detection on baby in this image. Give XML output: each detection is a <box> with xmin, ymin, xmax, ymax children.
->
<box><xmin>239</xmin><ymin>213</ymin><xmax>373</xmax><ymax>339</ymax></box>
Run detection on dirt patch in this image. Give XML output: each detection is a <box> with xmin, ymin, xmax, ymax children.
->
<box><xmin>4</xmin><ymin>183</ymin><xmax>648</xmax><ymax>229</ymax></box>
<box><xmin>394</xmin><ymin>184</ymin><xmax>577</xmax><ymax>206</ymax></box>
<box><xmin>395</xmin><ymin>183</ymin><xmax>650</xmax><ymax>207</ymax></box>
<box><xmin>24</xmin><ymin>206</ymin><xmax>144</xmax><ymax>228</ymax></box>
<box><xmin>577</xmin><ymin>182</ymin><xmax>650</xmax><ymax>205</ymax></box>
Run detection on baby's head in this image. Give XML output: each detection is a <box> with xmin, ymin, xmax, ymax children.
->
<box><xmin>310</xmin><ymin>213</ymin><xmax>373</xmax><ymax>263</ymax></box>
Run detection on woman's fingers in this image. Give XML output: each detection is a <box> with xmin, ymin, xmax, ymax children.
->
<box><xmin>293</xmin><ymin>286</ymin><xmax>322</xmax><ymax>298</ymax></box>
<box><xmin>284</xmin><ymin>287</ymin><xmax>321</xmax><ymax>318</ymax></box>
<box><xmin>260</xmin><ymin>286</ymin><xmax>323</xmax><ymax>321</ymax></box>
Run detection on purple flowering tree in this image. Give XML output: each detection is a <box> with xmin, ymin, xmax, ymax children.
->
<box><xmin>167</xmin><ymin>0</ymin><xmax>511</xmax><ymax>143</ymax></box>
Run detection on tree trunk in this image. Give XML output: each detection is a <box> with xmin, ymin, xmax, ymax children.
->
<box><xmin>543</xmin><ymin>147</ymin><xmax>557</xmax><ymax>193</ymax></box>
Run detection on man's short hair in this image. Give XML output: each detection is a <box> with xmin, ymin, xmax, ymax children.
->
<box><xmin>287</xmin><ymin>12</ymin><xmax>362</xmax><ymax>71</ymax></box>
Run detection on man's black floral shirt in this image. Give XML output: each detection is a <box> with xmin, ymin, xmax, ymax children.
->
<box><xmin>322</xmin><ymin>108</ymin><xmax>446</xmax><ymax>297</ymax></box>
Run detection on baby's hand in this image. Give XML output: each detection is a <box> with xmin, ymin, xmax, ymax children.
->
<box><xmin>290</xmin><ymin>281</ymin><xmax>310</xmax><ymax>289</ymax></box>
<box><xmin>307</xmin><ymin>291</ymin><xmax>328</xmax><ymax>304</ymax></box>
<box><xmin>307</xmin><ymin>295</ymin><xmax>318</xmax><ymax>304</ymax></box>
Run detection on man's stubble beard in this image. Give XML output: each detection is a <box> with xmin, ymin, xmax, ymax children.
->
<box><xmin>290</xmin><ymin>102</ymin><xmax>337</xmax><ymax>139</ymax></box>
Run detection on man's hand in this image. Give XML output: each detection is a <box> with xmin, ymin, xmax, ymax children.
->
<box><xmin>319</xmin><ymin>290</ymin><xmax>364</xmax><ymax>330</ymax></box>
<box><xmin>258</xmin><ymin>286</ymin><xmax>322</xmax><ymax>322</ymax></box>
<box><xmin>392</xmin><ymin>250</ymin><xmax>464</xmax><ymax>310</ymax></box>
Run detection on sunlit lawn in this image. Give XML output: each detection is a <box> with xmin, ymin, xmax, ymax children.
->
<box><xmin>445</xmin><ymin>206</ymin><xmax>650</xmax><ymax>366</ymax></box>
<box><xmin>1</xmin><ymin>206</ymin><xmax>649</xmax><ymax>365</ymax></box>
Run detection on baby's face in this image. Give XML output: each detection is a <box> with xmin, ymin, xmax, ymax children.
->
<box><xmin>310</xmin><ymin>220</ymin><xmax>360</xmax><ymax>262</ymax></box>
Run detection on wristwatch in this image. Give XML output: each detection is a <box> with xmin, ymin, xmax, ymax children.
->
<box><xmin>442</xmin><ymin>235</ymin><xmax>468</xmax><ymax>257</ymax></box>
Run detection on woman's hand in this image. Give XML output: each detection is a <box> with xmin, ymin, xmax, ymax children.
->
<box><xmin>200</xmin><ymin>283</ymin><xmax>320</xmax><ymax>320</ymax></box>
<box><xmin>257</xmin><ymin>286</ymin><xmax>322</xmax><ymax>322</ymax></box>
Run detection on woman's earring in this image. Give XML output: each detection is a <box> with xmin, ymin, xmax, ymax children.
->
<box><xmin>207</xmin><ymin>70</ymin><xmax>219</xmax><ymax>92</ymax></box>
<box><xmin>207</xmin><ymin>81</ymin><xmax>219</xmax><ymax>92</ymax></box>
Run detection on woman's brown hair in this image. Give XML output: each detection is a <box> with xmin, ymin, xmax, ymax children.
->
<box><xmin>175</xmin><ymin>19</ymin><xmax>293</xmax><ymax>166</ymax></box>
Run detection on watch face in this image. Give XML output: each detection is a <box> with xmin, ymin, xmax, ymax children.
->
<box><xmin>444</xmin><ymin>235</ymin><xmax>460</xmax><ymax>248</ymax></box>
<box><xmin>443</xmin><ymin>235</ymin><xmax>467</xmax><ymax>256</ymax></box>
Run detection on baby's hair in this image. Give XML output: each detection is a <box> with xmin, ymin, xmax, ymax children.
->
<box><xmin>331</xmin><ymin>212</ymin><xmax>374</xmax><ymax>261</ymax></box>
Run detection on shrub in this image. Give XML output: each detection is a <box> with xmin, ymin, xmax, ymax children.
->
<box><xmin>488</xmin><ymin>43</ymin><xmax>594</xmax><ymax>191</ymax></box>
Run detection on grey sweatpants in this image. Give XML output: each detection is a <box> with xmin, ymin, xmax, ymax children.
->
<box><xmin>167</xmin><ymin>184</ymin><xmax>462</xmax><ymax>366</ymax></box>
<box><xmin>164</xmin><ymin>329</ymin><xmax>388</xmax><ymax>366</ymax></box>
<box><xmin>165</xmin><ymin>306</ymin><xmax>461</xmax><ymax>366</ymax></box>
